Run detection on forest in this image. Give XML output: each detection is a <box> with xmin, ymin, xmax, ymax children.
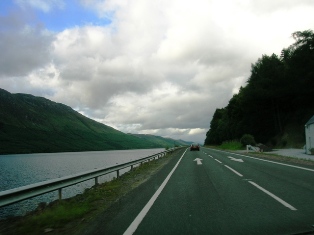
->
<box><xmin>204</xmin><ymin>30</ymin><xmax>314</xmax><ymax>148</ymax></box>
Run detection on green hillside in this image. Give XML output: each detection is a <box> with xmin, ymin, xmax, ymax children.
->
<box><xmin>0</xmin><ymin>89</ymin><xmax>162</xmax><ymax>154</ymax></box>
<box><xmin>204</xmin><ymin>30</ymin><xmax>314</xmax><ymax>148</ymax></box>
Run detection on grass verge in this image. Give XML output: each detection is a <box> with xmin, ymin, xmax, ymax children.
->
<box><xmin>0</xmin><ymin>149</ymin><xmax>182</xmax><ymax>235</ymax></box>
<box><xmin>219</xmin><ymin>141</ymin><xmax>243</xmax><ymax>150</ymax></box>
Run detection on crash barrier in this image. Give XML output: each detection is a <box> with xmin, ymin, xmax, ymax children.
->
<box><xmin>0</xmin><ymin>147</ymin><xmax>183</xmax><ymax>208</ymax></box>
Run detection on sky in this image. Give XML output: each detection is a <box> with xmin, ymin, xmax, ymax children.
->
<box><xmin>1</xmin><ymin>0</ymin><xmax>314</xmax><ymax>144</ymax></box>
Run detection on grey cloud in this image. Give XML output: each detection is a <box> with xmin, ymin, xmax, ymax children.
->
<box><xmin>138</xmin><ymin>96</ymin><xmax>226</xmax><ymax>130</ymax></box>
<box><xmin>0</xmin><ymin>10</ymin><xmax>53</xmax><ymax>77</ymax></box>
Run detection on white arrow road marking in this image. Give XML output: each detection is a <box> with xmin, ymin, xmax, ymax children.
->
<box><xmin>228</xmin><ymin>156</ymin><xmax>244</xmax><ymax>162</ymax></box>
<box><xmin>194</xmin><ymin>158</ymin><xmax>203</xmax><ymax>165</ymax></box>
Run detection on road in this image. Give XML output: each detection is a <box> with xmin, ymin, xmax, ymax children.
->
<box><xmin>81</xmin><ymin>147</ymin><xmax>314</xmax><ymax>235</ymax></box>
<box><xmin>271</xmin><ymin>148</ymin><xmax>314</xmax><ymax>161</ymax></box>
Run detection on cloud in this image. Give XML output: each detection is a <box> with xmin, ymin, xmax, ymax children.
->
<box><xmin>79</xmin><ymin>0</ymin><xmax>125</xmax><ymax>19</ymax></box>
<box><xmin>2</xmin><ymin>0</ymin><xmax>314</xmax><ymax>144</ymax></box>
<box><xmin>14</xmin><ymin>0</ymin><xmax>65</xmax><ymax>12</ymax></box>
<box><xmin>0</xmin><ymin>10</ymin><xmax>54</xmax><ymax>77</ymax></box>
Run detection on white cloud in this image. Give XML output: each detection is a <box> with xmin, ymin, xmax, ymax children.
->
<box><xmin>2</xmin><ymin>0</ymin><xmax>314</xmax><ymax>144</ymax></box>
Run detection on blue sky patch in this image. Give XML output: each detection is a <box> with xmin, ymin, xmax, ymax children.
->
<box><xmin>1</xmin><ymin>0</ymin><xmax>112</xmax><ymax>32</ymax></box>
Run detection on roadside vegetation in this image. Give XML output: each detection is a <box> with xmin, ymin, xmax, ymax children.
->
<box><xmin>204</xmin><ymin>30</ymin><xmax>314</xmax><ymax>148</ymax></box>
<box><xmin>0</xmin><ymin>149</ymin><xmax>182</xmax><ymax>235</ymax></box>
<box><xmin>214</xmin><ymin>134</ymin><xmax>256</xmax><ymax>150</ymax></box>
<box><xmin>219</xmin><ymin>140</ymin><xmax>243</xmax><ymax>150</ymax></box>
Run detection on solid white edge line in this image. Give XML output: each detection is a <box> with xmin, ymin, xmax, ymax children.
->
<box><xmin>234</xmin><ymin>153</ymin><xmax>314</xmax><ymax>172</ymax></box>
<box><xmin>248</xmin><ymin>181</ymin><xmax>297</xmax><ymax>211</ymax></box>
<box><xmin>206</xmin><ymin>147</ymin><xmax>314</xmax><ymax>172</ymax></box>
<box><xmin>123</xmin><ymin>148</ymin><xmax>188</xmax><ymax>235</ymax></box>
<box><xmin>224</xmin><ymin>165</ymin><xmax>243</xmax><ymax>177</ymax></box>
<box><xmin>215</xmin><ymin>159</ymin><xmax>222</xmax><ymax>164</ymax></box>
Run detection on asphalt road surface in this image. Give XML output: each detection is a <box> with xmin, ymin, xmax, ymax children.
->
<box><xmin>82</xmin><ymin>147</ymin><xmax>314</xmax><ymax>235</ymax></box>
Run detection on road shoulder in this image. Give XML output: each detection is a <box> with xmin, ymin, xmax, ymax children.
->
<box><xmin>205</xmin><ymin>147</ymin><xmax>314</xmax><ymax>169</ymax></box>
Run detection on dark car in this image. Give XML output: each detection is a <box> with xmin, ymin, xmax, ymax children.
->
<box><xmin>190</xmin><ymin>143</ymin><xmax>200</xmax><ymax>151</ymax></box>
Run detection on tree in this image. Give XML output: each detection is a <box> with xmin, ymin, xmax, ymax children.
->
<box><xmin>242</xmin><ymin>54</ymin><xmax>287</xmax><ymax>141</ymax></box>
<box><xmin>283</xmin><ymin>29</ymin><xmax>314</xmax><ymax>124</ymax></box>
<box><xmin>204</xmin><ymin>108</ymin><xmax>226</xmax><ymax>145</ymax></box>
<box><xmin>240</xmin><ymin>134</ymin><xmax>256</xmax><ymax>146</ymax></box>
<box><xmin>204</xmin><ymin>30</ymin><xmax>314</xmax><ymax>147</ymax></box>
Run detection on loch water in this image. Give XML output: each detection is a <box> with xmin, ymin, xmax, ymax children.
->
<box><xmin>0</xmin><ymin>148</ymin><xmax>164</xmax><ymax>219</ymax></box>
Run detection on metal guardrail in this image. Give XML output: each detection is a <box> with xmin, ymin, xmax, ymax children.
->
<box><xmin>0</xmin><ymin>147</ymin><xmax>183</xmax><ymax>208</ymax></box>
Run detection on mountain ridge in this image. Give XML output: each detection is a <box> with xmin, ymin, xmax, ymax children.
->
<box><xmin>0</xmin><ymin>88</ymin><xmax>189</xmax><ymax>154</ymax></box>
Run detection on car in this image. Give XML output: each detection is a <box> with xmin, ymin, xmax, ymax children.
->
<box><xmin>190</xmin><ymin>143</ymin><xmax>200</xmax><ymax>151</ymax></box>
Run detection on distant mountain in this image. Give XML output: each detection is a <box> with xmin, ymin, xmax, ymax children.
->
<box><xmin>128</xmin><ymin>134</ymin><xmax>193</xmax><ymax>147</ymax></box>
<box><xmin>0</xmin><ymin>88</ymin><xmax>166</xmax><ymax>154</ymax></box>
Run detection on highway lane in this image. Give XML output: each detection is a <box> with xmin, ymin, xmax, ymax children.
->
<box><xmin>203</xmin><ymin>148</ymin><xmax>314</xmax><ymax>214</ymax></box>
<box><xmin>82</xmin><ymin>147</ymin><xmax>314</xmax><ymax>234</ymax></box>
<box><xmin>131</xmin><ymin>148</ymin><xmax>314</xmax><ymax>234</ymax></box>
<box><xmin>203</xmin><ymin>148</ymin><xmax>314</xmax><ymax>233</ymax></box>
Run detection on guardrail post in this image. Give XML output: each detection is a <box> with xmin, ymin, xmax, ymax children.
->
<box><xmin>131</xmin><ymin>165</ymin><xmax>133</xmax><ymax>171</ymax></box>
<box><xmin>95</xmin><ymin>177</ymin><xmax>99</xmax><ymax>185</ymax></box>
<box><xmin>58</xmin><ymin>188</ymin><xmax>62</xmax><ymax>200</ymax></box>
<box><xmin>117</xmin><ymin>170</ymin><xmax>120</xmax><ymax>178</ymax></box>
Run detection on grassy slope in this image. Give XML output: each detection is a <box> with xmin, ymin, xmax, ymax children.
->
<box><xmin>0</xmin><ymin>89</ymin><xmax>160</xmax><ymax>154</ymax></box>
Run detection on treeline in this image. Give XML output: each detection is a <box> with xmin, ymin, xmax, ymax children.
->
<box><xmin>204</xmin><ymin>30</ymin><xmax>314</xmax><ymax>147</ymax></box>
